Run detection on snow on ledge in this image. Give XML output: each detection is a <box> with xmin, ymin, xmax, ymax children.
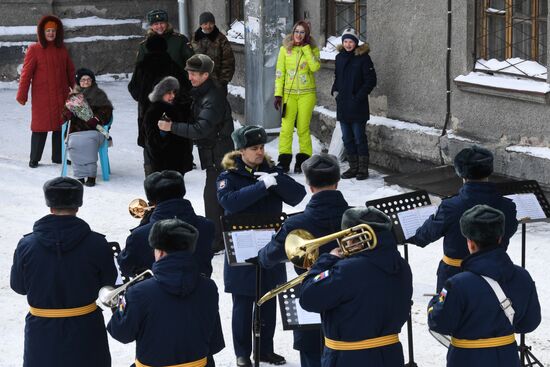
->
<box><xmin>0</xmin><ymin>17</ymin><xmax>141</xmax><ymax>36</ymax></box>
<box><xmin>227</xmin><ymin>20</ymin><xmax>245</xmax><ymax>45</ymax></box>
<box><xmin>455</xmin><ymin>72</ymin><xmax>550</xmax><ymax>94</ymax></box>
<box><xmin>369</xmin><ymin>116</ymin><xmax>441</xmax><ymax>136</ymax></box>
<box><xmin>227</xmin><ymin>84</ymin><xmax>245</xmax><ymax>99</ymax></box>
<box><xmin>506</xmin><ymin>145</ymin><xmax>550</xmax><ymax>160</ymax></box>
<box><xmin>0</xmin><ymin>35</ymin><xmax>141</xmax><ymax>47</ymax></box>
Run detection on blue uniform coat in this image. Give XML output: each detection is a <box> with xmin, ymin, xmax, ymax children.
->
<box><xmin>428</xmin><ymin>247</ymin><xmax>541</xmax><ymax>367</ymax></box>
<box><xmin>331</xmin><ymin>44</ymin><xmax>377</xmax><ymax>124</ymax></box>
<box><xmin>300</xmin><ymin>230</ymin><xmax>413</xmax><ymax>367</ymax></box>
<box><xmin>258</xmin><ymin>189</ymin><xmax>350</xmax><ymax>352</ymax></box>
<box><xmin>108</xmin><ymin>252</ymin><xmax>223</xmax><ymax>366</ymax></box>
<box><xmin>118</xmin><ymin>198</ymin><xmax>215</xmax><ymax>278</ymax></box>
<box><xmin>10</xmin><ymin>215</ymin><xmax>117</xmax><ymax>367</ymax></box>
<box><xmin>408</xmin><ymin>182</ymin><xmax>518</xmax><ymax>291</ymax></box>
<box><xmin>217</xmin><ymin>151</ymin><xmax>306</xmax><ymax>296</ymax></box>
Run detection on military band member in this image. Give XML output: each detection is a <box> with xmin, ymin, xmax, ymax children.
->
<box><xmin>11</xmin><ymin>177</ymin><xmax>117</xmax><ymax>367</ymax></box>
<box><xmin>118</xmin><ymin>170</ymin><xmax>215</xmax><ymax>278</ymax></box>
<box><xmin>257</xmin><ymin>153</ymin><xmax>351</xmax><ymax>367</ymax></box>
<box><xmin>408</xmin><ymin>146</ymin><xmax>518</xmax><ymax>291</ymax></box>
<box><xmin>217</xmin><ymin>125</ymin><xmax>306</xmax><ymax>366</ymax></box>
<box><xmin>108</xmin><ymin>219</ymin><xmax>223</xmax><ymax>367</ymax></box>
<box><xmin>300</xmin><ymin>207</ymin><xmax>413</xmax><ymax>367</ymax></box>
<box><xmin>428</xmin><ymin>205</ymin><xmax>541</xmax><ymax>367</ymax></box>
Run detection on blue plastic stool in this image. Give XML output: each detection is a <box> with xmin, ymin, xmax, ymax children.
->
<box><xmin>61</xmin><ymin>117</ymin><xmax>113</xmax><ymax>180</ymax></box>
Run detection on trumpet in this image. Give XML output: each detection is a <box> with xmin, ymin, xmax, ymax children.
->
<box><xmin>257</xmin><ymin>224</ymin><xmax>377</xmax><ymax>306</ymax></box>
<box><xmin>129</xmin><ymin>198</ymin><xmax>155</xmax><ymax>219</ymax></box>
<box><xmin>98</xmin><ymin>269</ymin><xmax>153</xmax><ymax>308</ymax></box>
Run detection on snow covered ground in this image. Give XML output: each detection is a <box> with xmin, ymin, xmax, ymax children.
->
<box><xmin>0</xmin><ymin>80</ymin><xmax>548</xmax><ymax>366</ymax></box>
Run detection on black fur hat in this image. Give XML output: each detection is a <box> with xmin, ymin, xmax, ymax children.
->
<box><xmin>144</xmin><ymin>170</ymin><xmax>186</xmax><ymax>204</ymax></box>
<box><xmin>145</xmin><ymin>34</ymin><xmax>168</xmax><ymax>53</ymax></box>
<box><xmin>147</xmin><ymin>9</ymin><xmax>168</xmax><ymax>25</ymax></box>
<box><xmin>185</xmin><ymin>54</ymin><xmax>215</xmax><ymax>74</ymax></box>
<box><xmin>454</xmin><ymin>145</ymin><xmax>494</xmax><ymax>179</ymax></box>
<box><xmin>76</xmin><ymin>68</ymin><xmax>95</xmax><ymax>85</ymax></box>
<box><xmin>148</xmin><ymin>76</ymin><xmax>179</xmax><ymax>102</ymax></box>
<box><xmin>341</xmin><ymin>206</ymin><xmax>393</xmax><ymax>232</ymax></box>
<box><xmin>460</xmin><ymin>204</ymin><xmax>504</xmax><ymax>245</ymax></box>
<box><xmin>148</xmin><ymin>218</ymin><xmax>198</xmax><ymax>253</ymax></box>
<box><xmin>302</xmin><ymin>153</ymin><xmax>340</xmax><ymax>187</ymax></box>
<box><xmin>43</xmin><ymin>177</ymin><xmax>83</xmax><ymax>209</ymax></box>
<box><xmin>199</xmin><ymin>11</ymin><xmax>216</xmax><ymax>25</ymax></box>
<box><xmin>232</xmin><ymin>125</ymin><xmax>267</xmax><ymax>149</ymax></box>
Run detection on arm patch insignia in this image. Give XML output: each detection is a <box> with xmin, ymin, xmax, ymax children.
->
<box><xmin>217</xmin><ymin>179</ymin><xmax>227</xmax><ymax>190</ymax></box>
<box><xmin>313</xmin><ymin>270</ymin><xmax>330</xmax><ymax>283</ymax></box>
<box><xmin>438</xmin><ymin>288</ymin><xmax>448</xmax><ymax>303</ymax></box>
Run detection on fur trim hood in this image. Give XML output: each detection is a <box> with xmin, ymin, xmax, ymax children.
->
<box><xmin>146</xmin><ymin>23</ymin><xmax>176</xmax><ymax>37</ymax></box>
<box><xmin>149</xmin><ymin>76</ymin><xmax>179</xmax><ymax>102</ymax></box>
<box><xmin>37</xmin><ymin>15</ymin><xmax>64</xmax><ymax>48</ymax></box>
<box><xmin>336</xmin><ymin>43</ymin><xmax>370</xmax><ymax>55</ymax></box>
<box><xmin>221</xmin><ymin>150</ymin><xmax>274</xmax><ymax>170</ymax></box>
<box><xmin>282</xmin><ymin>34</ymin><xmax>317</xmax><ymax>50</ymax></box>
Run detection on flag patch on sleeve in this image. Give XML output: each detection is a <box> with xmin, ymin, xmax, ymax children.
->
<box><xmin>438</xmin><ymin>288</ymin><xmax>448</xmax><ymax>303</ymax></box>
<box><xmin>217</xmin><ymin>179</ymin><xmax>227</xmax><ymax>190</ymax></box>
<box><xmin>313</xmin><ymin>270</ymin><xmax>330</xmax><ymax>283</ymax></box>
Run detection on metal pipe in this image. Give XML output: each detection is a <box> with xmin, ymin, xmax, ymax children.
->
<box><xmin>178</xmin><ymin>0</ymin><xmax>188</xmax><ymax>38</ymax></box>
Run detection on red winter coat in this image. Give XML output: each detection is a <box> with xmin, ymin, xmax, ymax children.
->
<box><xmin>16</xmin><ymin>15</ymin><xmax>75</xmax><ymax>132</ymax></box>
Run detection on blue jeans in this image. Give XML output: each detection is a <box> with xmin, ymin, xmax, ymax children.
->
<box><xmin>340</xmin><ymin>121</ymin><xmax>369</xmax><ymax>156</ymax></box>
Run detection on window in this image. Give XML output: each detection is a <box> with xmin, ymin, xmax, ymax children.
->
<box><xmin>229</xmin><ymin>0</ymin><xmax>245</xmax><ymax>23</ymax></box>
<box><xmin>326</xmin><ymin>0</ymin><xmax>367</xmax><ymax>40</ymax></box>
<box><xmin>476</xmin><ymin>0</ymin><xmax>548</xmax><ymax>78</ymax></box>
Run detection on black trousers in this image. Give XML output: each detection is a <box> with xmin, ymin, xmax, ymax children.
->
<box><xmin>204</xmin><ymin>166</ymin><xmax>225</xmax><ymax>251</ymax></box>
<box><xmin>30</xmin><ymin>131</ymin><xmax>61</xmax><ymax>163</ymax></box>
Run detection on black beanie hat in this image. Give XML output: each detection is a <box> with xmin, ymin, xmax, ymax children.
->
<box><xmin>232</xmin><ymin>125</ymin><xmax>267</xmax><ymax>149</ymax></box>
<box><xmin>76</xmin><ymin>68</ymin><xmax>96</xmax><ymax>85</ymax></box>
<box><xmin>341</xmin><ymin>206</ymin><xmax>393</xmax><ymax>232</ymax></box>
<box><xmin>199</xmin><ymin>12</ymin><xmax>216</xmax><ymax>25</ymax></box>
<box><xmin>149</xmin><ymin>218</ymin><xmax>198</xmax><ymax>253</ymax></box>
<box><xmin>145</xmin><ymin>34</ymin><xmax>168</xmax><ymax>53</ymax></box>
<box><xmin>302</xmin><ymin>154</ymin><xmax>340</xmax><ymax>187</ymax></box>
<box><xmin>43</xmin><ymin>177</ymin><xmax>83</xmax><ymax>209</ymax></box>
<box><xmin>460</xmin><ymin>204</ymin><xmax>505</xmax><ymax>245</ymax></box>
<box><xmin>454</xmin><ymin>145</ymin><xmax>494</xmax><ymax>180</ymax></box>
<box><xmin>144</xmin><ymin>170</ymin><xmax>186</xmax><ymax>203</ymax></box>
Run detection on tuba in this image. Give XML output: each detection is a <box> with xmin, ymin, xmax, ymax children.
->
<box><xmin>128</xmin><ymin>198</ymin><xmax>155</xmax><ymax>219</ymax></box>
<box><xmin>98</xmin><ymin>269</ymin><xmax>153</xmax><ymax>308</ymax></box>
<box><xmin>257</xmin><ymin>224</ymin><xmax>377</xmax><ymax>306</ymax></box>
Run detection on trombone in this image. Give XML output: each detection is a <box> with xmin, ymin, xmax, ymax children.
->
<box><xmin>257</xmin><ymin>224</ymin><xmax>377</xmax><ymax>306</ymax></box>
<box><xmin>128</xmin><ymin>198</ymin><xmax>155</xmax><ymax>219</ymax></box>
<box><xmin>98</xmin><ymin>269</ymin><xmax>153</xmax><ymax>308</ymax></box>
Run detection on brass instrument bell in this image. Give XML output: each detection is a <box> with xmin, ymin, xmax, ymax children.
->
<box><xmin>128</xmin><ymin>198</ymin><xmax>154</xmax><ymax>219</ymax></box>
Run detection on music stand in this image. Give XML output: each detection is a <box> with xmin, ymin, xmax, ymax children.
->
<box><xmin>367</xmin><ymin>190</ymin><xmax>434</xmax><ymax>367</ymax></box>
<box><xmin>221</xmin><ymin>212</ymin><xmax>287</xmax><ymax>367</ymax></box>
<box><xmin>496</xmin><ymin>180</ymin><xmax>549</xmax><ymax>367</ymax></box>
<box><xmin>108</xmin><ymin>241</ymin><xmax>128</xmax><ymax>284</ymax></box>
<box><xmin>277</xmin><ymin>284</ymin><xmax>321</xmax><ymax>331</ymax></box>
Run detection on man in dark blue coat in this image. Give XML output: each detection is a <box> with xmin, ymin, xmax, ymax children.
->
<box><xmin>11</xmin><ymin>177</ymin><xmax>117</xmax><ymax>367</ymax></box>
<box><xmin>428</xmin><ymin>205</ymin><xmax>541</xmax><ymax>367</ymax></box>
<box><xmin>331</xmin><ymin>28</ymin><xmax>376</xmax><ymax>180</ymax></box>
<box><xmin>300</xmin><ymin>207</ymin><xmax>413</xmax><ymax>367</ymax></box>
<box><xmin>118</xmin><ymin>170</ymin><xmax>215</xmax><ymax>278</ymax></box>
<box><xmin>108</xmin><ymin>218</ymin><xmax>223</xmax><ymax>367</ymax></box>
<box><xmin>258</xmin><ymin>153</ymin><xmax>350</xmax><ymax>367</ymax></box>
<box><xmin>408</xmin><ymin>146</ymin><xmax>518</xmax><ymax>291</ymax></box>
<box><xmin>217</xmin><ymin>125</ymin><xmax>306</xmax><ymax>366</ymax></box>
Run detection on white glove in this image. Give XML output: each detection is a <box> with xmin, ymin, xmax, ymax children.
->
<box><xmin>254</xmin><ymin>172</ymin><xmax>278</xmax><ymax>189</ymax></box>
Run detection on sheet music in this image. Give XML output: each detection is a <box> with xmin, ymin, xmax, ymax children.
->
<box><xmin>397</xmin><ymin>205</ymin><xmax>438</xmax><ymax>240</ymax></box>
<box><xmin>230</xmin><ymin>229</ymin><xmax>276</xmax><ymax>263</ymax></box>
<box><xmin>505</xmin><ymin>193</ymin><xmax>546</xmax><ymax>221</ymax></box>
<box><xmin>295</xmin><ymin>300</ymin><xmax>321</xmax><ymax>325</ymax></box>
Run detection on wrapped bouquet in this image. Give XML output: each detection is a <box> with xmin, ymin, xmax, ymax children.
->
<box><xmin>65</xmin><ymin>92</ymin><xmax>94</xmax><ymax>122</ymax></box>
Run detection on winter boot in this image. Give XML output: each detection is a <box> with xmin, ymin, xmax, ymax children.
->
<box><xmin>77</xmin><ymin>178</ymin><xmax>85</xmax><ymax>184</ymax></box>
<box><xmin>276</xmin><ymin>154</ymin><xmax>292</xmax><ymax>173</ymax></box>
<box><xmin>85</xmin><ymin>177</ymin><xmax>96</xmax><ymax>187</ymax></box>
<box><xmin>294</xmin><ymin>153</ymin><xmax>310</xmax><ymax>174</ymax></box>
<box><xmin>356</xmin><ymin>155</ymin><xmax>370</xmax><ymax>180</ymax></box>
<box><xmin>341</xmin><ymin>155</ymin><xmax>358</xmax><ymax>179</ymax></box>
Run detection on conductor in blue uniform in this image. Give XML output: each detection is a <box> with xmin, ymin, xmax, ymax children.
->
<box><xmin>258</xmin><ymin>153</ymin><xmax>350</xmax><ymax>367</ymax></box>
<box><xmin>216</xmin><ymin>125</ymin><xmax>306</xmax><ymax>366</ymax></box>
<box><xmin>300</xmin><ymin>207</ymin><xmax>413</xmax><ymax>367</ymax></box>
<box><xmin>428</xmin><ymin>205</ymin><xmax>541</xmax><ymax>367</ymax></box>
<box><xmin>11</xmin><ymin>177</ymin><xmax>118</xmax><ymax>367</ymax></box>
<box><xmin>108</xmin><ymin>218</ymin><xmax>223</xmax><ymax>367</ymax></box>
<box><xmin>408</xmin><ymin>145</ymin><xmax>518</xmax><ymax>291</ymax></box>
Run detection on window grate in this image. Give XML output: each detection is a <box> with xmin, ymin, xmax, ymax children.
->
<box><xmin>326</xmin><ymin>0</ymin><xmax>367</xmax><ymax>47</ymax></box>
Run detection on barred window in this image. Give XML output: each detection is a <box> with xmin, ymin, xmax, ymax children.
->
<box><xmin>476</xmin><ymin>0</ymin><xmax>548</xmax><ymax>78</ymax></box>
<box><xmin>326</xmin><ymin>0</ymin><xmax>367</xmax><ymax>40</ymax></box>
<box><xmin>229</xmin><ymin>0</ymin><xmax>245</xmax><ymax>23</ymax></box>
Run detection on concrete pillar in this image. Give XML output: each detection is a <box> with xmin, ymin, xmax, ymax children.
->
<box><xmin>245</xmin><ymin>0</ymin><xmax>293</xmax><ymax>129</ymax></box>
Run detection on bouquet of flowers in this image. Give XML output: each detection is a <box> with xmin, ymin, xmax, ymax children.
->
<box><xmin>65</xmin><ymin>92</ymin><xmax>93</xmax><ymax>122</ymax></box>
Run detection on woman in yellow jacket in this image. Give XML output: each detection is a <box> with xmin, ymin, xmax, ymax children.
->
<box><xmin>274</xmin><ymin>20</ymin><xmax>321</xmax><ymax>173</ymax></box>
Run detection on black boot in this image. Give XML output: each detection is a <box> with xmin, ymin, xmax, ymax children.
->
<box><xmin>276</xmin><ymin>154</ymin><xmax>292</xmax><ymax>173</ymax></box>
<box><xmin>356</xmin><ymin>155</ymin><xmax>369</xmax><ymax>180</ymax></box>
<box><xmin>77</xmin><ymin>178</ymin><xmax>85</xmax><ymax>184</ymax></box>
<box><xmin>341</xmin><ymin>155</ymin><xmax>358</xmax><ymax>179</ymax></box>
<box><xmin>294</xmin><ymin>153</ymin><xmax>310</xmax><ymax>174</ymax></box>
<box><xmin>85</xmin><ymin>177</ymin><xmax>96</xmax><ymax>187</ymax></box>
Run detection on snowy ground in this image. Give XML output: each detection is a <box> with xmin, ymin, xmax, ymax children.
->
<box><xmin>0</xmin><ymin>80</ymin><xmax>548</xmax><ymax>366</ymax></box>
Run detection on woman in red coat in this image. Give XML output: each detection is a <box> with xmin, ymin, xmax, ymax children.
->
<box><xmin>16</xmin><ymin>15</ymin><xmax>75</xmax><ymax>168</ymax></box>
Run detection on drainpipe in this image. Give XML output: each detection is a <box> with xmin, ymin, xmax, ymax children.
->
<box><xmin>178</xmin><ymin>0</ymin><xmax>189</xmax><ymax>38</ymax></box>
<box><xmin>439</xmin><ymin>0</ymin><xmax>452</xmax><ymax>165</ymax></box>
